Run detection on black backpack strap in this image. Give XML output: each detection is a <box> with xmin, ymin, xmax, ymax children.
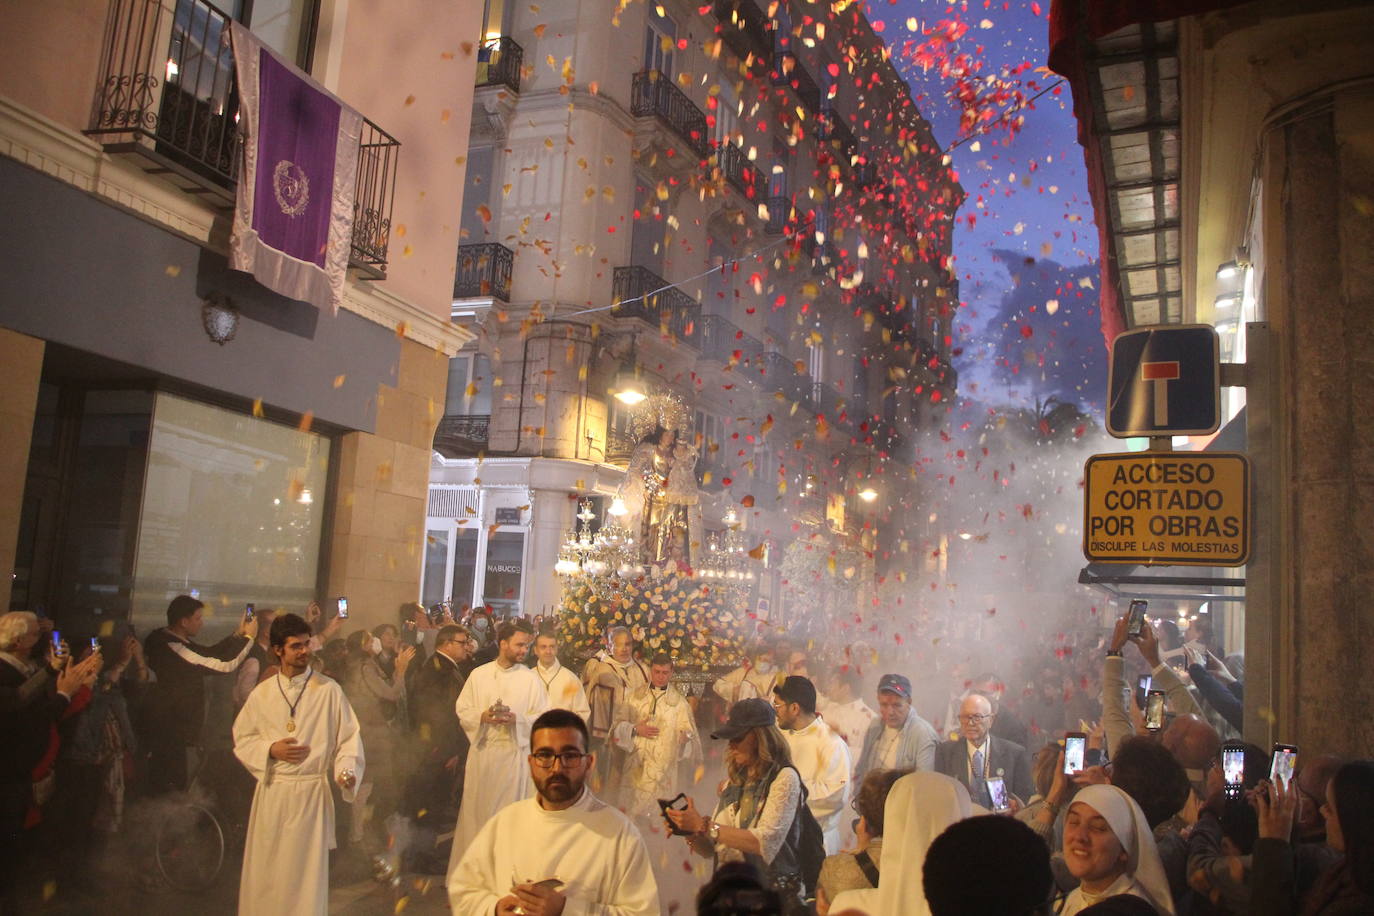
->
<box><xmin>853</xmin><ymin>849</ymin><xmax>880</xmax><ymax>887</ymax></box>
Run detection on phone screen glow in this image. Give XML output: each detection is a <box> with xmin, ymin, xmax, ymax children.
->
<box><xmin>1064</xmin><ymin>737</ymin><xmax>1085</xmax><ymax>773</ymax></box>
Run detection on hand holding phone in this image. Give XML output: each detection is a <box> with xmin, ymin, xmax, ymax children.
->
<box><xmin>1270</xmin><ymin>744</ymin><xmax>1299</xmax><ymax>789</ymax></box>
<box><xmin>336</xmin><ymin>597</ymin><xmax>348</xmax><ymax>619</ymax></box>
<box><xmin>986</xmin><ymin>775</ymin><xmax>1010</xmax><ymax>812</ymax></box>
<box><xmin>1127</xmin><ymin>599</ymin><xmax>1149</xmax><ymax>638</ymax></box>
<box><xmin>1222</xmin><ymin>742</ymin><xmax>1246</xmax><ymax>799</ymax></box>
<box><xmin>245</xmin><ymin>602</ymin><xmax>255</xmax><ymax>621</ymax></box>
<box><xmin>1064</xmin><ymin>733</ymin><xmax>1087</xmax><ymax>774</ymax></box>
<box><xmin>1144</xmin><ymin>689</ymin><xmax>1166</xmax><ymax>731</ymax></box>
<box><xmin>658</xmin><ymin>793</ymin><xmax>692</xmax><ymax>835</ymax></box>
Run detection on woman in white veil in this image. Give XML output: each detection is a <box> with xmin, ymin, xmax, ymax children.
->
<box><xmin>829</xmin><ymin>771</ymin><xmax>973</xmax><ymax>916</ymax></box>
<box><xmin>1060</xmin><ymin>784</ymin><xmax>1176</xmax><ymax>915</ymax></box>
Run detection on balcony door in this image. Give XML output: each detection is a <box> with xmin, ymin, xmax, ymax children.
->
<box><xmin>643</xmin><ymin>7</ymin><xmax>676</xmax><ymax>76</ymax></box>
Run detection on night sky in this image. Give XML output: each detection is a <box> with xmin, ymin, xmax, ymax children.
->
<box><xmin>876</xmin><ymin>0</ymin><xmax>1107</xmax><ymax>416</ymax></box>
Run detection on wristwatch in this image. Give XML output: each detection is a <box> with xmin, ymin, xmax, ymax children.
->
<box><xmin>1106</xmin><ymin>649</ymin><xmax>1122</xmax><ymax>657</ymax></box>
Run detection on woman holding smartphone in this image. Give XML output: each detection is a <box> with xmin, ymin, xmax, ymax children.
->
<box><xmin>664</xmin><ymin>698</ymin><xmax>808</xmax><ymax>915</ymax></box>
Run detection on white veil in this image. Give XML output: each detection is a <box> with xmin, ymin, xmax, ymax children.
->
<box><xmin>829</xmin><ymin>771</ymin><xmax>974</xmax><ymax>916</ymax></box>
<box><xmin>1071</xmin><ymin>784</ymin><xmax>1177</xmax><ymax>916</ymax></box>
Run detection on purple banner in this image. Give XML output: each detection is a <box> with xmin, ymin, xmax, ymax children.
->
<box><xmin>250</xmin><ymin>48</ymin><xmax>340</xmax><ymax>269</ymax></box>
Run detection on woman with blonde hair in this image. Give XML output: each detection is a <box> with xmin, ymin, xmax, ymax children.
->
<box><xmin>666</xmin><ymin>698</ymin><xmax>808</xmax><ymax>914</ymax></box>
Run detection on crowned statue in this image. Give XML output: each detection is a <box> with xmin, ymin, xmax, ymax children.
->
<box><xmin>617</xmin><ymin>393</ymin><xmax>704</xmax><ymax>570</ymax></box>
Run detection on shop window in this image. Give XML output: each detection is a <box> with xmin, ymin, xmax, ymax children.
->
<box><xmin>422</xmin><ymin>529</ymin><xmax>450</xmax><ymax>608</ymax></box>
<box><xmin>129</xmin><ymin>393</ymin><xmax>330</xmax><ymax>636</ymax></box>
<box><xmin>482</xmin><ymin>530</ymin><xmax>525</xmax><ymax>616</ymax></box>
<box><xmin>450</xmin><ymin>527</ymin><xmax>479</xmax><ymax>612</ymax></box>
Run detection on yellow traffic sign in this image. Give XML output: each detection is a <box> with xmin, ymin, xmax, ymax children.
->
<box><xmin>1083</xmin><ymin>452</ymin><xmax>1249</xmax><ymax>566</ymax></box>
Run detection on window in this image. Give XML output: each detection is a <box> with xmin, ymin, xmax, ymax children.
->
<box><xmin>461</xmin><ymin>146</ymin><xmax>496</xmax><ymax>241</ymax></box>
<box><xmin>444</xmin><ymin>354</ymin><xmax>492</xmax><ymax>416</ymax></box>
<box><xmin>130</xmin><ymin>392</ymin><xmax>330</xmax><ymax>635</ymax></box>
<box><xmin>480</xmin><ymin>0</ymin><xmax>508</xmax><ymax>41</ymax></box>
<box><xmin>714</xmin><ymin>80</ymin><xmax>739</xmax><ymax>149</ymax></box>
<box><xmin>450</xmin><ymin>528</ymin><xmax>479</xmax><ymax>611</ymax></box>
<box><xmin>482</xmin><ymin>530</ymin><xmax>525</xmax><ymax>616</ymax></box>
<box><xmin>631</xmin><ymin>172</ymin><xmax>666</xmax><ymax>275</ymax></box>
<box><xmin>644</xmin><ymin>8</ymin><xmax>677</xmax><ymax>75</ymax></box>
<box><xmin>422</xmin><ymin>530</ymin><xmax>449</xmax><ymax>607</ymax></box>
<box><xmin>769</xmin><ymin>138</ymin><xmax>789</xmax><ymax>198</ymax></box>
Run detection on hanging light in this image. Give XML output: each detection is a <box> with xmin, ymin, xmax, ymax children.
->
<box><xmin>858</xmin><ymin>487</ymin><xmax>878</xmax><ymax>503</ymax></box>
<box><xmin>1215</xmin><ymin>260</ymin><xmax>1242</xmax><ymax>281</ymax></box>
<box><xmin>607</xmin><ymin>497</ymin><xmax>629</xmax><ymax>517</ymax></box>
<box><xmin>611</xmin><ymin>362</ymin><xmax>648</xmax><ymax>405</ymax></box>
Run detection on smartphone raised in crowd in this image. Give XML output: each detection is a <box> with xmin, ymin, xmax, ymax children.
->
<box><xmin>1145</xmin><ymin>689</ymin><xmax>1166</xmax><ymax>731</ymax></box>
<box><xmin>1127</xmin><ymin>599</ymin><xmax>1149</xmax><ymax>637</ymax></box>
<box><xmin>336</xmin><ymin>597</ymin><xmax>349</xmax><ymax>619</ymax></box>
<box><xmin>986</xmin><ymin>775</ymin><xmax>1011</xmax><ymax>812</ymax></box>
<box><xmin>1064</xmin><ymin>732</ymin><xmax>1087</xmax><ymax>774</ymax></box>
<box><xmin>1270</xmin><ymin>744</ymin><xmax>1299</xmax><ymax>789</ymax></box>
<box><xmin>1222</xmin><ymin>741</ymin><xmax>1246</xmax><ymax>799</ymax></box>
<box><xmin>245</xmin><ymin>602</ymin><xmax>255</xmax><ymax>621</ymax></box>
<box><xmin>50</xmin><ymin>630</ymin><xmax>64</xmax><ymax>656</ymax></box>
<box><xmin>89</xmin><ymin>637</ymin><xmax>100</xmax><ymax>652</ymax></box>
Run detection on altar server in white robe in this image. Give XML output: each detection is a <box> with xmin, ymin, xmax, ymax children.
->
<box><xmin>450</xmin><ymin>619</ymin><xmax>548</xmax><ymax>867</ymax></box>
<box><xmin>611</xmin><ymin>653</ymin><xmax>702</xmax><ymax>820</ymax></box>
<box><xmin>771</xmin><ymin>675</ymin><xmax>852</xmax><ymax>854</ymax></box>
<box><xmin>531</xmin><ymin>630</ymin><xmax>591</xmax><ymax>722</ymax></box>
<box><xmin>449</xmin><ymin>708</ymin><xmax>659</xmax><ymax>916</ymax></box>
<box><xmin>233</xmin><ymin>613</ymin><xmax>364</xmax><ymax>916</ymax></box>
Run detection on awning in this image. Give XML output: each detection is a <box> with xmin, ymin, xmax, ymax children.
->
<box><xmin>1047</xmin><ymin>0</ymin><xmax>1246</xmax><ymax>343</ymax></box>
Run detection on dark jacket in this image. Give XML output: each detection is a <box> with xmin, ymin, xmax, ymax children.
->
<box><xmin>0</xmin><ymin>657</ymin><xmax>70</xmax><ymax>783</ymax></box>
<box><xmin>142</xmin><ymin>628</ymin><xmax>248</xmax><ymax>745</ymax></box>
<box><xmin>932</xmin><ymin>735</ymin><xmax>1033</xmax><ymax>804</ymax></box>
<box><xmin>1186</xmin><ymin>664</ymin><xmax>1244</xmax><ymax>732</ymax></box>
<box><xmin>1251</xmin><ymin>837</ymin><xmax>1370</xmax><ymax>916</ymax></box>
<box><xmin>410</xmin><ymin>651</ymin><xmax>468</xmax><ymax>761</ymax></box>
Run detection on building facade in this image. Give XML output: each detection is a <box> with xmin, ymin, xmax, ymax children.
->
<box><xmin>427</xmin><ymin>0</ymin><xmax>962</xmax><ymax>623</ymax></box>
<box><xmin>1050</xmin><ymin>0</ymin><xmax>1374</xmax><ymax>755</ymax></box>
<box><xmin>0</xmin><ymin>0</ymin><xmax>483</xmax><ymax>637</ymax></box>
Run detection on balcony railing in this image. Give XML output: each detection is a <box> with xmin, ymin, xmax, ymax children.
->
<box><xmin>476</xmin><ymin>36</ymin><xmax>523</xmax><ymax>93</ymax></box>
<box><xmin>607</xmin><ymin>427</ymin><xmax>637</xmax><ymax>466</ymax></box>
<box><xmin>757</xmin><ymin>351</ymin><xmax>808</xmax><ymax>401</ymax></box>
<box><xmin>817</xmin><ymin>106</ymin><xmax>857</xmax><ymax>162</ymax></box>
<box><xmin>88</xmin><ymin>0</ymin><xmax>399</xmax><ymax>276</ymax></box>
<box><xmin>763</xmin><ymin>195</ymin><xmax>789</xmax><ymax>235</ymax></box>
<box><xmin>631</xmin><ymin>70</ymin><xmax>709</xmax><ymax>157</ymax></box>
<box><xmin>700</xmin><ymin>314</ymin><xmax>763</xmax><ymax>366</ymax></box>
<box><xmin>454</xmin><ymin>242</ymin><xmax>514</xmax><ymax>301</ymax></box>
<box><xmin>716</xmin><ymin>143</ymin><xmax>763</xmax><ymax>200</ymax></box>
<box><xmin>611</xmin><ymin>266</ymin><xmax>702</xmax><ymax>348</ymax></box>
<box><xmin>434</xmin><ymin>414</ymin><xmax>490</xmax><ymax>457</ymax></box>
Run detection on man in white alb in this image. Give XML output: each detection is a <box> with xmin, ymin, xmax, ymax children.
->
<box><xmin>711</xmin><ymin>643</ymin><xmax>780</xmax><ymax>705</ymax></box>
<box><xmin>581</xmin><ymin>626</ymin><xmax>648</xmax><ymax>799</ymax></box>
<box><xmin>449</xmin><ymin>619</ymin><xmax>548</xmax><ymax>868</ymax></box>
<box><xmin>233</xmin><ymin>613</ymin><xmax>364</xmax><ymax>916</ymax></box>
<box><xmin>612</xmin><ymin>653</ymin><xmax>701</xmax><ymax>821</ymax></box>
<box><xmin>448</xmin><ymin>708</ymin><xmax>658</xmax><ymax>915</ymax></box>
<box><xmin>532</xmin><ymin>629</ymin><xmax>590</xmax><ymax>722</ymax></box>
<box><xmin>772</xmin><ymin>675</ymin><xmax>852</xmax><ymax>854</ymax></box>
<box><xmin>817</xmin><ymin>665</ymin><xmax>877</xmax><ymax>766</ymax></box>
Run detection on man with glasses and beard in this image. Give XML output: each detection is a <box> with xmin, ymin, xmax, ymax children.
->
<box><xmin>447</xmin><ymin>709</ymin><xmax>659</xmax><ymax>916</ymax></box>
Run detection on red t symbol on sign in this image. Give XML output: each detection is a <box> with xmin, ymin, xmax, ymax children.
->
<box><xmin>1141</xmin><ymin>361</ymin><xmax>1181</xmax><ymax>427</ymax></box>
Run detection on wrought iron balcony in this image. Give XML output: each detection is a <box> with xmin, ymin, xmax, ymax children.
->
<box><xmin>611</xmin><ymin>266</ymin><xmax>702</xmax><ymax>348</ymax></box>
<box><xmin>476</xmin><ymin>36</ymin><xmax>523</xmax><ymax>93</ymax></box>
<box><xmin>763</xmin><ymin>196</ymin><xmax>789</xmax><ymax>235</ymax></box>
<box><xmin>757</xmin><ymin>351</ymin><xmax>808</xmax><ymax>401</ymax></box>
<box><xmin>433</xmin><ymin>414</ymin><xmax>490</xmax><ymax>457</ymax></box>
<box><xmin>716</xmin><ymin>143</ymin><xmax>764</xmax><ymax>200</ymax></box>
<box><xmin>817</xmin><ymin>106</ymin><xmax>857</xmax><ymax>162</ymax></box>
<box><xmin>607</xmin><ymin>427</ymin><xmax>637</xmax><ymax>466</ymax></box>
<box><xmin>454</xmin><ymin>242</ymin><xmax>514</xmax><ymax>301</ymax></box>
<box><xmin>770</xmin><ymin>51</ymin><xmax>821</xmax><ymax>114</ymax></box>
<box><xmin>87</xmin><ymin>0</ymin><xmax>399</xmax><ymax>276</ymax></box>
<box><xmin>631</xmin><ymin>70</ymin><xmax>710</xmax><ymax>158</ymax></box>
<box><xmin>700</xmin><ymin>314</ymin><xmax>763</xmax><ymax>366</ymax></box>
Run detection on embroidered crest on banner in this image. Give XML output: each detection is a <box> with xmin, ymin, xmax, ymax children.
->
<box><xmin>272</xmin><ymin>160</ymin><xmax>310</xmax><ymax>217</ymax></box>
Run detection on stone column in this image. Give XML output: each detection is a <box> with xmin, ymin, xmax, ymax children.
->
<box><xmin>1259</xmin><ymin>87</ymin><xmax>1374</xmax><ymax>757</ymax></box>
<box><xmin>0</xmin><ymin>327</ymin><xmax>43</xmax><ymax>611</ymax></box>
<box><xmin>323</xmin><ymin>337</ymin><xmax>448</xmax><ymax>633</ymax></box>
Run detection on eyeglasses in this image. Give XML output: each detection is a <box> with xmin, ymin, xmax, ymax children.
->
<box><xmin>529</xmin><ymin>750</ymin><xmax>589</xmax><ymax>769</ymax></box>
<box><xmin>958</xmin><ymin>714</ymin><xmax>993</xmax><ymax>723</ymax></box>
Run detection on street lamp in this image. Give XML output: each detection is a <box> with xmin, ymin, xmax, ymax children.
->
<box><xmin>610</xmin><ymin>362</ymin><xmax>647</xmax><ymax>405</ymax></box>
<box><xmin>858</xmin><ymin>487</ymin><xmax>878</xmax><ymax>503</ymax></box>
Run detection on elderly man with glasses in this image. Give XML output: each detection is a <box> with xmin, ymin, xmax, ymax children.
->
<box><xmin>447</xmin><ymin>709</ymin><xmax>660</xmax><ymax>916</ymax></box>
<box><xmin>933</xmin><ymin>692</ymin><xmax>1034</xmax><ymax>808</ymax></box>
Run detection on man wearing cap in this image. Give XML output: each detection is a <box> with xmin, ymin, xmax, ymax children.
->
<box><xmin>852</xmin><ymin>674</ymin><xmax>939</xmax><ymax>783</ymax></box>
<box><xmin>772</xmin><ymin>675</ymin><xmax>852</xmax><ymax>854</ymax></box>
